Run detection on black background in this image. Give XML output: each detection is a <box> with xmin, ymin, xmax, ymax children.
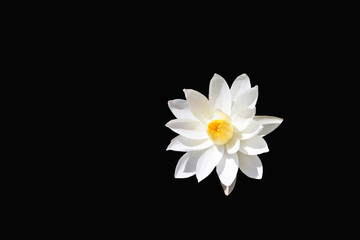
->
<box><xmin>94</xmin><ymin>41</ymin><xmax>333</xmax><ymax>234</ymax></box>
<box><xmin>5</xmin><ymin>2</ymin><xmax>358</xmax><ymax>237</ymax></box>
<box><xmin>69</xmin><ymin>5</ymin><xmax>358</xmax><ymax>237</ymax></box>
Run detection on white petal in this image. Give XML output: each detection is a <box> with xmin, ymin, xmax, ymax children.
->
<box><xmin>226</xmin><ymin>133</ymin><xmax>240</xmax><ymax>154</ymax></box>
<box><xmin>230</xmin><ymin>74</ymin><xmax>251</xmax><ymax>102</ymax></box>
<box><xmin>209</xmin><ymin>73</ymin><xmax>232</xmax><ymax>115</ymax></box>
<box><xmin>253</xmin><ymin>116</ymin><xmax>283</xmax><ymax>137</ymax></box>
<box><xmin>231</xmin><ymin>107</ymin><xmax>256</xmax><ymax>131</ymax></box>
<box><xmin>174</xmin><ymin>151</ymin><xmax>202</xmax><ymax>178</ymax></box>
<box><xmin>239</xmin><ymin>135</ymin><xmax>269</xmax><ymax>155</ymax></box>
<box><xmin>165</xmin><ymin>119</ymin><xmax>207</xmax><ymax>139</ymax></box>
<box><xmin>239</xmin><ymin>121</ymin><xmax>263</xmax><ymax>140</ymax></box>
<box><xmin>168</xmin><ymin>99</ymin><xmax>197</xmax><ymax>120</ymax></box>
<box><xmin>237</xmin><ymin>152</ymin><xmax>263</xmax><ymax>179</ymax></box>
<box><xmin>213</xmin><ymin>109</ymin><xmax>232</xmax><ymax>122</ymax></box>
<box><xmin>196</xmin><ymin>145</ymin><xmax>224</xmax><ymax>182</ymax></box>
<box><xmin>184</xmin><ymin>89</ymin><xmax>214</xmax><ymax>124</ymax></box>
<box><xmin>166</xmin><ymin>136</ymin><xmax>213</xmax><ymax>152</ymax></box>
<box><xmin>221</xmin><ymin>177</ymin><xmax>236</xmax><ymax>196</ymax></box>
<box><xmin>216</xmin><ymin>153</ymin><xmax>239</xmax><ymax>186</ymax></box>
<box><xmin>232</xmin><ymin>86</ymin><xmax>258</xmax><ymax>110</ymax></box>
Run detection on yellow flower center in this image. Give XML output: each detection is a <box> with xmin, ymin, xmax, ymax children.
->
<box><xmin>207</xmin><ymin>119</ymin><xmax>233</xmax><ymax>145</ymax></box>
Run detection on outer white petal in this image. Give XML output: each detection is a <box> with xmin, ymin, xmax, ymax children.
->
<box><xmin>209</xmin><ymin>73</ymin><xmax>232</xmax><ymax>115</ymax></box>
<box><xmin>231</xmin><ymin>107</ymin><xmax>256</xmax><ymax>131</ymax></box>
<box><xmin>168</xmin><ymin>99</ymin><xmax>197</xmax><ymax>120</ymax></box>
<box><xmin>184</xmin><ymin>89</ymin><xmax>214</xmax><ymax>124</ymax></box>
<box><xmin>232</xmin><ymin>86</ymin><xmax>258</xmax><ymax>110</ymax></box>
<box><xmin>226</xmin><ymin>132</ymin><xmax>241</xmax><ymax>154</ymax></box>
<box><xmin>237</xmin><ymin>152</ymin><xmax>263</xmax><ymax>179</ymax></box>
<box><xmin>253</xmin><ymin>116</ymin><xmax>283</xmax><ymax>137</ymax></box>
<box><xmin>239</xmin><ymin>121</ymin><xmax>263</xmax><ymax>140</ymax></box>
<box><xmin>230</xmin><ymin>74</ymin><xmax>251</xmax><ymax>102</ymax></box>
<box><xmin>166</xmin><ymin>136</ymin><xmax>213</xmax><ymax>152</ymax></box>
<box><xmin>221</xmin><ymin>177</ymin><xmax>236</xmax><ymax>196</ymax></box>
<box><xmin>239</xmin><ymin>135</ymin><xmax>269</xmax><ymax>155</ymax></box>
<box><xmin>216</xmin><ymin>153</ymin><xmax>239</xmax><ymax>186</ymax></box>
<box><xmin>165</xmin><ymin>119</ymin><xmax>208</xmax><ymax>139</ymax></box>
<box><xmin>196</xmin><ymin>145</ymin><xmax>224</xmax><ymax>182</ymax></box>
<box><xmin>174</xmin><ymin>151</ymin><xmax>202</xmax><ymax>178</ymax></box>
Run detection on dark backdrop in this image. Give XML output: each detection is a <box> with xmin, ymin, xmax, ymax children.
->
<box><xmin>93</xmin><ymin>38</ymin><xmax>332</xmax><ymax>234</ymax></box>
<box><xmin>72</xmin><ymin>6</ymin><xmax>357</xmax><ymax>238</ymax></box>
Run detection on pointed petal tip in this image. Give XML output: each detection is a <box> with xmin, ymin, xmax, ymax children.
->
<box><xmin>236</xmin><ymin>73</ymin><xmax>249</xmax><ymax>79</ymax></box>
<box><xmin>166</xmin><ymin>136</ymin><xmax>178</xmax><ymax>151</ymax></box>
<box><xmin>255</xmin><ymin>167</ymin><xmax>263</xmax><ymax>179</ymax></box>
<box><xmin>221</xmin><ymin>181</ymin><xmax>236</xmax><ymax>196</ymax></box>
<box><xmin>213</xmin><ymin>73</ymin><xmax>221</xmax><ymax>77</ymax></box>
<box><xmin>276</xmin><ymin>118</ymin><xmax>284</xmax><ymax>126</ymax></box>
<box><xmin>261</xmin><ymin>148</ymin><xmax>270</xmax><ymax>154</ymax></box>
<box><xmin>196</xmin><ymin>173</ymin><xmax>206</xmax><ymax>183</ymax></box>
<box><xmin>174</xmin><ymin>172</ymin><xmax>188</xmax><ymax>179</ymax></box>
<box><xmin>166</xmin><ymin>141</ymin><xmax>172</xmax><ymax>151</ymax></box>
<box><xmin>272</xmin><ymin>117</ymin><xmax>284</xmax><ymax>123</ymax></box>
<box><xmin>183</xmin><ymin>88</ymin><xmax>193</xmax><ymax>96</ymax></box>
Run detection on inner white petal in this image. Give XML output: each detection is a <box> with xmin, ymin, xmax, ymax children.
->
<box><xmin>209</xmin><ymin>74</ymin><xmax>232</xmax><ymax>115</ymax></box>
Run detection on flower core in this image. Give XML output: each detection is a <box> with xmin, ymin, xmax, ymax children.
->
<box><xmin>207</xmin><ymin>119</ymin><xmax>233</xmax><ymax>145</ymax></box>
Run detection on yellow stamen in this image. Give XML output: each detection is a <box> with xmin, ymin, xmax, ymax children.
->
<box><xmin>207</xmin><ymin>119</ymin><xmax>233</xmax><ymax>145</ymax></box>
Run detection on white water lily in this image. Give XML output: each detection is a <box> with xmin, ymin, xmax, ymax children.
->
<box><xmin>166</xmin><ymin>73</ymin><xmax>282</xmax><ymax>195</ymax></box>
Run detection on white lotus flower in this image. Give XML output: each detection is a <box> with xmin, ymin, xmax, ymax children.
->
<box><xmin>166</xmin><ymin>73</ymin><xmax>282</xmax><ymax>195</ymax></box>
